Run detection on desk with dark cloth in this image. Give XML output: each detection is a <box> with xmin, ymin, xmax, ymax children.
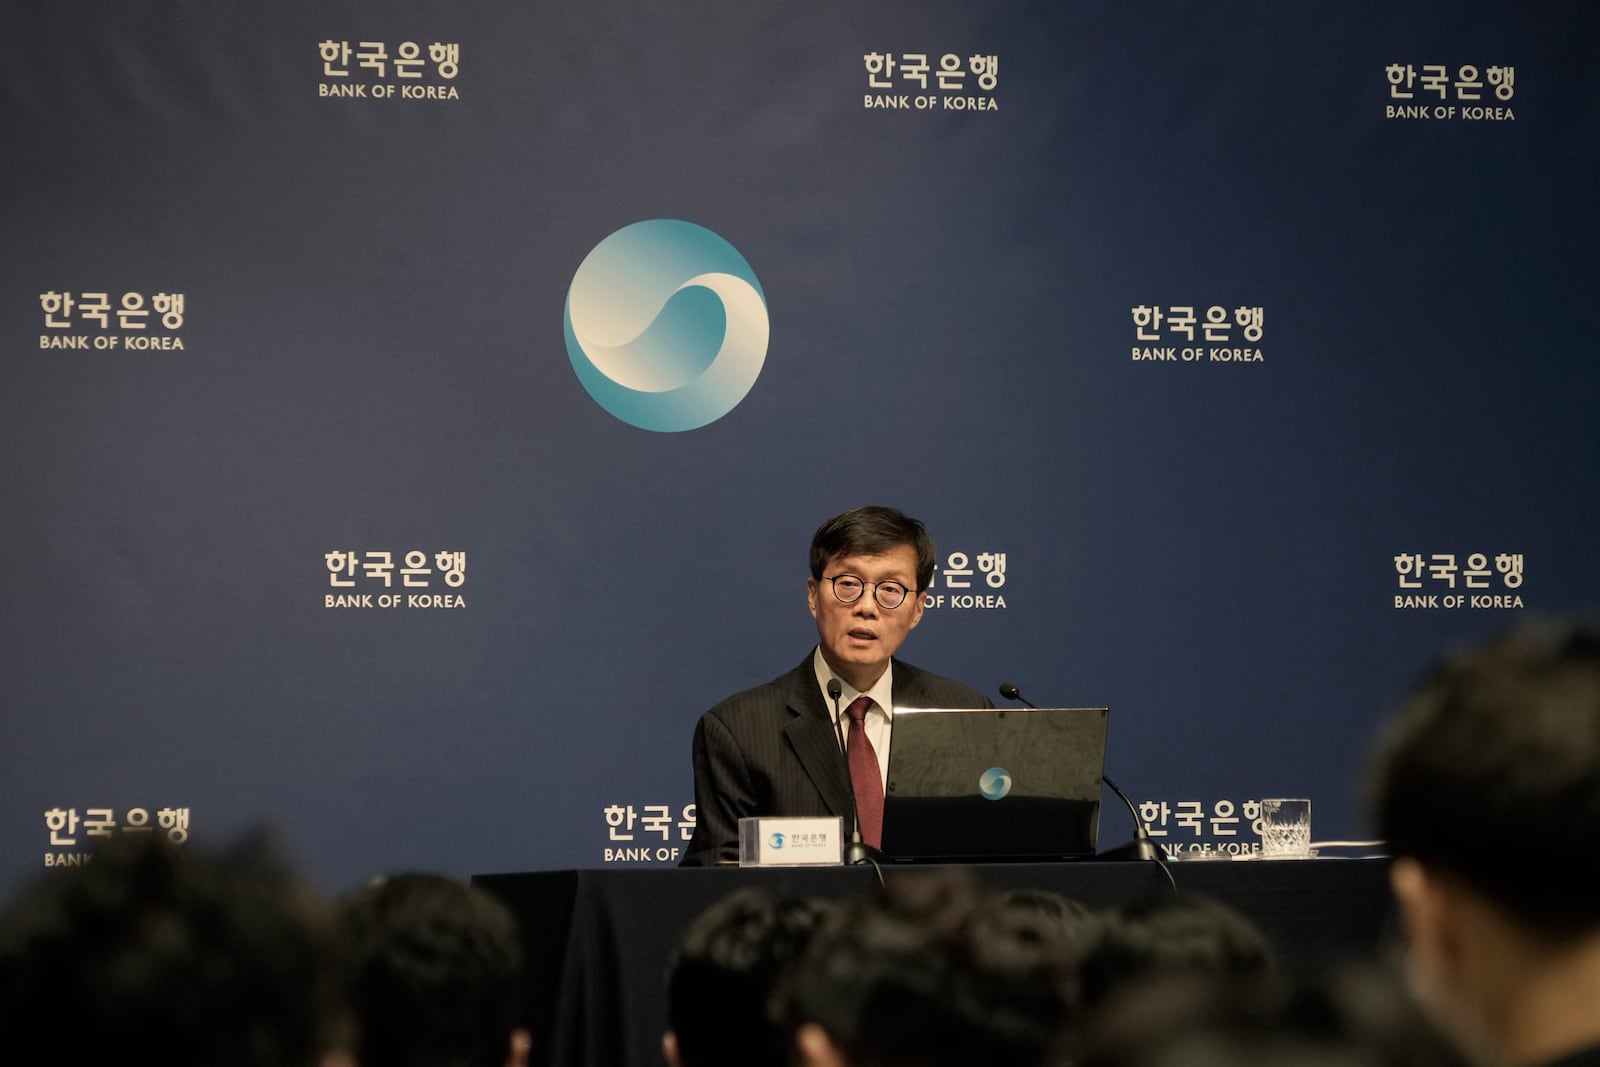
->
<box><xmin>473</xmin><ymin>858</ymin><xmax>1396</xmax><ymax>1067</ymax></box>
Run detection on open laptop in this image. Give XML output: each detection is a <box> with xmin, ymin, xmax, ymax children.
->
<box><xmin>880</xmin><ymin>707</ymin><xmax>1108</xmax><ymax>862</ymax></box>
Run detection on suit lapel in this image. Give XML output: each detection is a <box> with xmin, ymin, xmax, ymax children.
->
<box><xmin>780</xmin><ymin>660</ymin><xmax>854</xmax><ymax>819</ymax></box>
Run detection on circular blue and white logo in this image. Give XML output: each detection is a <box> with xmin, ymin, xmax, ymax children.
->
<box><xmin>768</xmin><ymin>832</ymin><xmax>786</xmax><ymax>849</ymax></box>
<box><xmin>563</xmin><ymin>219</ymin><xmax>769</xmax><ymax>432</ymax></box>
<box><xmin>979</xmin><ymin>767</ymin><xmax>1012</xmax><ymax>801</ymax></box>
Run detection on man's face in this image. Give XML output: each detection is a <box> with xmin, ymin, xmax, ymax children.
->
<box><xmin>807</xmin><ymin>544</ymin><xmax>926</xmax><ymax>692</ymax></box>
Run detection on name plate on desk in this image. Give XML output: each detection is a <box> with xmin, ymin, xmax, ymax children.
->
<box><xmin>738</xmin><ymin>817</ymin><xmax>844</xmax><ymax>867</ymax></box>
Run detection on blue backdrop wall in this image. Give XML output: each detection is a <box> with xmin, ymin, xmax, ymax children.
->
<box><xmin>3</xmin><ymin>0</ymin><xmax>1597</xmax><ymax>895</ymax></box>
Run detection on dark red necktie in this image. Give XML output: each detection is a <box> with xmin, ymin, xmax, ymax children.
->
<box><xmin>844</xmin><ymin>696</ymin><xmax>884</xmax><ymax>848</ymax></box>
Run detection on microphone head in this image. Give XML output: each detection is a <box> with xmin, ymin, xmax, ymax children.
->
<box><xmin>998</xmin><ymin>682</ymin><xmax>1021</xmax><ymax>701</ymax></box>
<box><xmin>827</xmin><ymin>678</ymin><xmax>843</xmax><ymax>700</ymax></box>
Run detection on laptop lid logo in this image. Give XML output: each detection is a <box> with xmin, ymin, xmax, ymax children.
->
<box><xmin>979</xmin><ymin>767</ymin><xmax>1012</xmax><ymax>800</ymax></box>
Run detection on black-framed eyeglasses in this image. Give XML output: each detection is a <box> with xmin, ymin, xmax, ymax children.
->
<box><xmin>822</xmin><ymin>574</ymin><xmax>916</xmax><ymax>610</ymax></box>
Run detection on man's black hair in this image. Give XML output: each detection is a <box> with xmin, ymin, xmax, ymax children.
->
<box><xmin>998</xmin><ymin>887</ymin><xmax>1102</xmax><ymax>956</ymax></box>
<box><xmin>338</xmin><ymin>872</ymin><xmax>524</xmax><ymax>1067</ymax></box>
<box><xmin>1077</xmin><ymin>893</ymin><xmax>1277</xmax><ymax>1011</ymax></box>
<box><xmin>1365</xmin><ymin>620</ymin><xmax>1600</xmax><ymax>939</ymax></box>
<box><xmin>778</xmin><ymin>870</ymin><xmax>1079</xmax><ymax>1067</ymax></box>
<box><xmin>809</xmin><ymin>506</ymin><xmax>937</xmax><ymax>592</ymax></box>
<box><xmin>666</xmin><ymin>887</ymin><xmax>832</xmax><ymax>1067</ymax></box>
<box><xmin>0</xmin><ymin>831</ymin><xmax>345</xmax><ymax>1067</ymax></box>
<box><xmin>1074</xmin><ymin>963</ymin><xmax>1468</xmax><ymax>1067</ymax></box>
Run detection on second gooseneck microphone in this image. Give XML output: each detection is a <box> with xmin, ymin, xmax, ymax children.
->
<box><xmin>997</xmin><ymin>682</ymin><xmax>1167</xmax><ymax>864</ymax></box>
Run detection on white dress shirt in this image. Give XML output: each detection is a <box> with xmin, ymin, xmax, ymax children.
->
<box><xmin>812</xmin><ymin>645</ymin><xmax>893</xmax><ymax>790</ymax></box>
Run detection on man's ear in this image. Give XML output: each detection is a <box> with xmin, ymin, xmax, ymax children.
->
<box><xmin>795</xmin><ymin>1023</ymin><xmax>850</xmax><ymax>1067</ymax></box>
<box><xmin>661</xmin><ymin>1031</ymin><xmax>682</xmax><ymax>1067</ymax></box>
<box><xmin>1390</xmin><ymin>858</ymin><xmax>1428</xmax><ymax>931</ymax></box>
<box><xmin>1390</xmin><ymin>858</ymin><xmax>1463</xmax><ymax>1000</ymax></box>
<box><xmin>1391</xmin><ymin>859</ymin><xmax>1442</xmax><ymax>945</ymax></box>
<box><xmin>506</xmin><ymin>1028</ymin><xmax>532</xmax><ymax>1067</ymax></box>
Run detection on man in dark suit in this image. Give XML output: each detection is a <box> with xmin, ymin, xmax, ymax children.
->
<box><xmin>682</xmin><ymin>506</ymin><xmax>991</xmax><ymax>866</ymax></box>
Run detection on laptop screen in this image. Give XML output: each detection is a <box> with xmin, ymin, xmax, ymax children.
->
<box><xmin>881</xmin><ymin>707</ymin><xmax>1108</xmax><ymax>862</ymax></box>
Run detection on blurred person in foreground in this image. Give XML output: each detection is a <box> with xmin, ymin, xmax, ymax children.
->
<box><xmin>997</xmin><ymin>886</ymin><xmax>1103</xmax><ymax>963</ymax></box>
<box><xmin>777</xmin><ymin>870</ymin><xmax>1079</xmax><ymax>1067</ymax></box>
<box><xmin>338</xmin><ymin>872</ymin><xmax>529</xmax><ymax>1067</ymax></box>
<box><xmin>1366</xmin><ymin>621</ymin><xmax>1600</xmax><ymax>1067</ymax></box>
<box><xmin>0</xmin><ymin>831</ymin><xmax>349</xmax><ymax>1067</ymax></box>
<box><xmin>1074</xmin><ymin>963</ymin><xmax>1469</xmax><ymax>1067</ymax></box>
<box><xmin>1077</xmin><ymin>892</ymin><xmax>1277</xmax><ymax>1012</ymax></box>
<box><xmin>662</xmin><ymin>886</ymin><xmax>832</xmax><ymax>1067</ymax></box>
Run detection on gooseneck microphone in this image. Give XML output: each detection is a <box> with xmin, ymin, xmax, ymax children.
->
<box><xmin>998</xmin><ymin>682</ymin><xmax>1171</xmax><ymax>868</ymax></box>
<box><xmin>827</xmin><ymin>678</ymin><xmax>875</xmax><ymax>866</ymax></box>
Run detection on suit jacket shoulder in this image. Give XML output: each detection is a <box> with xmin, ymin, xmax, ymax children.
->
<box><xmin>701</xmin><ymin>658</ymin><xmax>822</xmax><ymax>729</ymax></box>
<box><xmin>682</xmin><ymin>657</ymin><xmax>848</xmax><ymax>866</ymax></box>
<box><xmin>892</xmin><ymin>659</ymin><xmax>994</xmax><ymax>710</ymax></box>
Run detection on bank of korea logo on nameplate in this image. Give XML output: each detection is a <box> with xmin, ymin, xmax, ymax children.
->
<box><xmin>563</xmin><ymin>220</ymin><xmax>769</xmax><ymax>432</ymax></box>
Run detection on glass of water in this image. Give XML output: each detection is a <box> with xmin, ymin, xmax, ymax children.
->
<box><xmin>1258</xmin><ymin>798</ymin><xmax>1312</xmax><ymax>859</ymax></box>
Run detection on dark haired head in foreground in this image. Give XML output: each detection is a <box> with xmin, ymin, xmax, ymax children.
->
<box><xmin>1365</xmin><ymin>620</ymin><xmax>1600</xmax><ymax>1067</ymax></box>
<box><xmin>338</xmin><ymin>872</ymin><xmax>528</xmax><ymax>1067</ymax></box>
<box><xmin>1075</xmin><ymin>964</ymin><xmax>1469</xmax><ymax>1067</ymax></box>
<box><xmin>664</xmin><ymin>887</ymin><xmax>832</xmax><ymax>1067</ymax></box>
<box><xmin>998</xmin><ymin>886</ymin><xmax>1103</xmax><ymax>961</ymax></box>
<box><xmin>0</xmin><ymin>832</ymin><xmax>348</xmax><ymax>1067</ymax></box>
<box><xmin>778</xmin><ymin>870</ymin><xmax>1079</xmax><ymax>1067</ymax></box>
<box><xmin>1078</xmin><ymin>893</ymin><xmax>1276</xmax><ymax>1012</ymax></box>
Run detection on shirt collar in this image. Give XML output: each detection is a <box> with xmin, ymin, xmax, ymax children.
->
<box><xmin>812</xmin><ymin>646</ymin><xmax>895</xmax><ymax>723</ymax></box>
